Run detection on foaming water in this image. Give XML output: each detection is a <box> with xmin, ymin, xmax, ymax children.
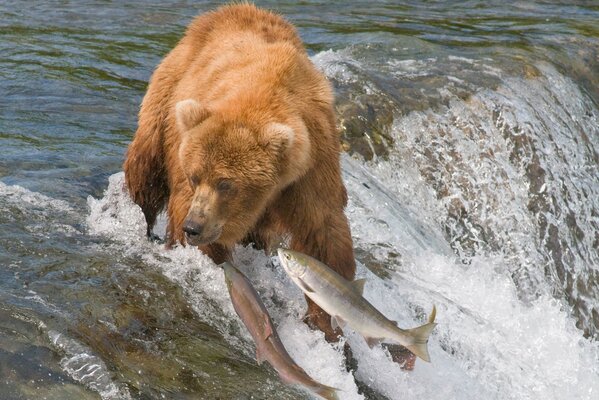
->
<box><xmin>2</xmin><ymin>1</ymin><xmax>599</xmax><ymax>398</ymax></box>
<box><xmin>85</xmin><ymin>160</ymin><xmax>599</xmax><ymax>399</ymax></box>
<box><xmin>345</xmin><ymin>155</ymin><xmax>599</xmax><ymax>399</ymax></box>
<box><xmin>314</xmin><ymin>45</ymin><xmax>599</xmax><ymax>338</ymax></box>
<box><xmin>0</xmin><ymin>181</ymin><xmax>75</xmax><ymax>213</ymax></box>
<box><xmin>388</xmin><ymin>63</ymin><xmax>598</xmax><ymax>336</ymax></box>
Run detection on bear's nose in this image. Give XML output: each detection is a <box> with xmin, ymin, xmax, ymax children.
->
<box><xmin>182</xmin><ymin>220</ymin><xmax>204</xmax><ymax>237</ymax></box>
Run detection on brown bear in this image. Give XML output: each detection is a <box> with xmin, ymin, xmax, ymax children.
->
<box><xmin>123</xmin><ymin>4</ymin><xmax>355</xmax><ymax>341</ymax></box>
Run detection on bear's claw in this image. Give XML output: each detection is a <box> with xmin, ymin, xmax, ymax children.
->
<box><xmin>146</xmin><ymin>230</ymin><xmax>163</xmax><ymax>244</ymax></box>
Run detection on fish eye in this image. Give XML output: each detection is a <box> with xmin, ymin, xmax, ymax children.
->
<box><xmin>284</xmin><ymin>253</ymin><xmax>291</xmax><ymax>260</ymax></box>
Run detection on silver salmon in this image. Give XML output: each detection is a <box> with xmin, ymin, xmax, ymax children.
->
<box><xmin>222</xmin><ymin>262</ymin><xmax>339</xmax><ymax>400</ymax></box>
<box><xmin>277</xmin><ymin>249</ymin><xmax>437</xmax><ymax>362</ymax></box>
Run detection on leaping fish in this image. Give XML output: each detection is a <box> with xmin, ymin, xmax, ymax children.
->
<box><xmin>277</xmin><ymin>249</ymin><xmax>437</xmax><ymax>362</ymax></box>
<box><xmin>222</xmin><ymin>262</ymin><xmax>339</xmax><ymax>400</ymax></box>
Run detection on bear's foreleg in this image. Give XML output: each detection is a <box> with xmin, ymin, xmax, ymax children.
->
<box><xmin>124</xmin><ymin>125</ymin><xmax>169</xmax><ymax>238</ymax></box>
<box><xmin>124</xmin><ymin>43</ymin><xmax>191</xmax><ymax>238</ymax></box>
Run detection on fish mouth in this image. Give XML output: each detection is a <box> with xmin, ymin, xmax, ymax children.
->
<box><xmin>277</xmin><ymin>248</ymin><xmax>286</xmax><ymax>260</ymax></box>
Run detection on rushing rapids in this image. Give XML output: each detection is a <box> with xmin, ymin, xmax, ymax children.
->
<box><xmin>1</xmin><ymin>1</ymin><xmax>598</xmax><ymax>399</ymax></box>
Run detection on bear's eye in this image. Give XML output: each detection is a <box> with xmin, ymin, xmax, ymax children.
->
<box><xmin>189</xmin><ymin>174</ymin><xmax>200</xmax><ymax>187</ymax></box>
<box><xmin>216</xmin><ymin>179</ymin><xmax>233</xmax><ymax>193</ymax></box>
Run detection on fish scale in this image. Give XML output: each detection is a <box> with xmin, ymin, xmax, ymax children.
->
<box><xmin>278</xmin><ymin>248</ymin><xmax>437</xmax><ymax>362</ymax></box>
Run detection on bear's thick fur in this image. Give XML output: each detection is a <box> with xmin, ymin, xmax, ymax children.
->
<box><xmin>124</xmin><ymin>4</ymin><xmax>356</xmax><ymax>340</ymax></box>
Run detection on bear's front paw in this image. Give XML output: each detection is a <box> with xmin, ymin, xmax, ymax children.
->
<box><xmin>383</xmin><ymin>343</ymin><xmax>416</xmax><ymax>371</ymax></box>
<box><xmin>146</xmin><ymin>229</ymin><xmax>164</xmax><ymax>244</ymax></box>
<box><xmin>302</xmin><ymin>310</ymin><xmax>342</xmax><ymax>343</ymax></box>
<box><xmin>302</xmin><ymin>310</ymin><xmax>359</xmax><ymax>373</ymax></box>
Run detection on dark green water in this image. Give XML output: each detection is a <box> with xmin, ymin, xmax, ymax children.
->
<box><xmin>1</xmin><ymin>1</ymin><xmax>598</xmax><ymax>399</ymax></box>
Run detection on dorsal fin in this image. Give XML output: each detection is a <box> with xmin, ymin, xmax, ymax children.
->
<box><xmin>428</xmin><ymin>305</ymin><xmax>437</xmax><ymax>324</ymax></box>
<box><xmin>351</xmin><ymin>278</ymin><xmax>367</xmax><ymax>296</ymax></box>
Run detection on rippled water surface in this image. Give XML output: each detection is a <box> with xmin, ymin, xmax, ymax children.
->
<box><xmin>1</xmin><ymin>1</ymin><xmax>598</xmax><ymax>399</ymax></box>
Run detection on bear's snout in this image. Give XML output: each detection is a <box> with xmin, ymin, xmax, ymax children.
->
<box><xmin>182</xmin><ymin>215</ymin><xmax>223</xmax><ymax>245</ymax></box>
<box><xmin>183</xmin><ymin>219</ymin><xmax>204</xmax><ymax>238</ymax></box>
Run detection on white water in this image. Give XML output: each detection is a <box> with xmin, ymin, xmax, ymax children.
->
<box><xmin>0</xmin><ymin>45</ymin><xmax>584</xmax><ymax>399</ymax></box>
<box><xmin>317</xmin><ymin>46</ymin><xmax>599</xmax><ymax>334</ymax></box>
<box><xmin>0</xmin><ymin>180</ymin><xmax>79</xmax><ymax>236</ymax></box>
<box><xmin>79</xmin><ymin>48</ymin><xmax>599</xmax><ymax>399</ymax></box>
<box><xmin>2</xmin><ymin>74</ymin><xmax>595</xmax><ymax>399</ymax></box>
<box><xmin>85</xmin><ymin>156</ymin><xmax>598</xmax><ymax>400</ymax></box>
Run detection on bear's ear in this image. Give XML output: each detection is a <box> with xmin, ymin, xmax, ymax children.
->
<box><xmin>260</xmin><ymin>122</ymin><xmax>295</xmax><ymax>153</ymax></box>
<box><xmin>175</xmin><ymin>99</ymin><xmax>210</xmax><ymax>132</ymax></box>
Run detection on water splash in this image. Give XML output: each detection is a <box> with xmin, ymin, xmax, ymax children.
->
<box><xmin>340</xmin><ymin>155</ymin><xmax>599</xmax><ymax>399</ymax></box>
<box><xmin>384</xmin><ymin>63</ymin><xmax>599</xmax><ymax>337</ymax></box>
<box><xmin>312</xmin><ymin>45</ymin><xmax>599</xmax><ymax>338</ymax></box>
<box><xmin>48</xmin><ymin>330</ymin><xmax>132</xmax><ymax>400</ymax></box>
<box><xmin>85</xmin><ymin>156</ymin><xmax>597</xmax><ymax>400</ymax></box>
<box><xmin>87</xmin><ymin>174</ymin><xmax>361</xmax><ymax>399</ymax></box>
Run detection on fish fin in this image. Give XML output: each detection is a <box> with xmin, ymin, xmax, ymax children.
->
<box><xmin>331</xmin><ymin>315</ymin><xmax>346</xmax><ymax>330</ymax></box>
<box><xmin>263</xmin><ymin>314</ymin><xmax>273</xmax><ymax>340</ymax></box>
<box><xmin>314</xmin><ymin>383</ymin><xmax>340</xmax><ymax>400</ymax></box>
<box><xmin>256</xmin><ymin>347</ymin><xmax>266</xmax><ymax>365</ymax></box>
<box><xmin>428</xmin><ymin>305</ymin><xmax>437</xmax><ymax>324</ymax></box>
<box><xmin>282</xmin><ymin>367</ymin><xmax>340</xmax><ymax>400</ymax></box>
<box><xmin>351</xmin><ymin>278</ymin><xmax>367</xmax><ymax>296</ymax></box>
<box><xmin>297</xmin><ymin>277</ymin><xmax>315</xmax><ymax>293</ymax></box>
<box><xmin>363</xmin><ymin>336</ymin><xmax>381</xmax><ymax>349</ymax></box>
<box><xmin>403</xmin><ymin>322</ymin><xmax>437</xmax><ymax>362</ymax></box>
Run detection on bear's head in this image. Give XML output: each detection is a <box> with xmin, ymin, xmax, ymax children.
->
<box><xmin>175</xmin><ymin>99</ymin><xmax>311</xmax><ymax>246</ymax></box>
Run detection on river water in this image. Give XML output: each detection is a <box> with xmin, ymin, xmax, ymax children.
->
<box><xmin>1</xmin><ymin>1</ymin><xmax>598</xmax><ymax>399</ymax></box>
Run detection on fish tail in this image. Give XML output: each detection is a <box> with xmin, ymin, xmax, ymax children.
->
<box><xmin>403</xmin><ymin>321</ymin><xmax>436</xmax><ymax>362</ymax></box>
<box><xmin>314</xmin><ymin>384</ymin><xmax>339</xmax><ymax>400</ymax></box>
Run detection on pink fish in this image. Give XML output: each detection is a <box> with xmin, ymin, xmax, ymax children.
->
<box><xmin>223</xmin><ymin>262</ymin><xmax>339</xmax><ymax>400</ymax></box>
